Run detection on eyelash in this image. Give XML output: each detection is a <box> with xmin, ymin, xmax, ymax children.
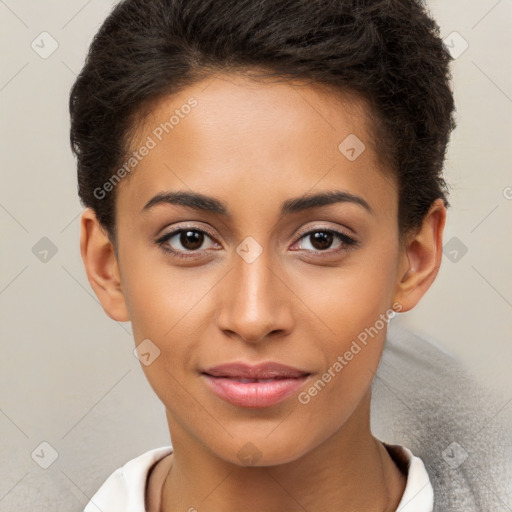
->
<box><xmin>155</xmin><ymin>226</ymin><xmax>359</xmax><ymax>260</ymax></box>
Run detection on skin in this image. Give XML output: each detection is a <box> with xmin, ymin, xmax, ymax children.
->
<box><xmin>80</xmin><ymin>72</ymin><xmax>446</xmax><ymax>512</ymax></box>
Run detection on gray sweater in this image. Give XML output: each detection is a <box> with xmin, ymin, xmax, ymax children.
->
<box><xmin>373</xmin><ymin>323</ymin><xmax>512</xmax><ymax>511</ymax></box>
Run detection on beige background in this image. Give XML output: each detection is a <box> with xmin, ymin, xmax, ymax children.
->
<box><xmin>0</xmin><ymin>0</ymin><xmax>511</xmax><ymax>510</ymax></box>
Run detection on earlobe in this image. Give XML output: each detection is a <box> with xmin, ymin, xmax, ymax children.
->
<box><xmin>393</xmin><ymin>199</ymin><xmax>446</xmax><ymax>312</ymax></box>
<box><xmin>80</xmin><ymin>208</ymin><xmax>130</xmax><ymax>322</ymax></box>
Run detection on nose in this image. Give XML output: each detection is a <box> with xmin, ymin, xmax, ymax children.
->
<box><xmin>216</xmin><ymin>246</ymin><xmax>294</xmax><ymax>344</ymax></box>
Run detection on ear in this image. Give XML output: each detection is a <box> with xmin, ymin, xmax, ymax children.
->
<box><xmin>80</xmin><ymin>208</ymin><xmax>130</xmax><ymax>322</ymax></box>
<box><xmin>392</xmin><ymin>198</ymin><xmax>447</xmax><ymax>312</ymax></box>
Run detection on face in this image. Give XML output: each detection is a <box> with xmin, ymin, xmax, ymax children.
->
<box><xmin>110</xmin><ymin>73</ymin><xmax>406</xmax><ymax>466</ymax></box>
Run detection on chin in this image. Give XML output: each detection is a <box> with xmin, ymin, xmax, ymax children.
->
<box><xmin>210</xmin><ymin>432</ymin><xmax>315</xmax><ymax>468</ymax></box>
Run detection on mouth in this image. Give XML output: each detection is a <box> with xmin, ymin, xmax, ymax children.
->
<box><xmin>200</xmin><ymin>362</ymin><xmax>311</xmax><ymax>408</ymax></box>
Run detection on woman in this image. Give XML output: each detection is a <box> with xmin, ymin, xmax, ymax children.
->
<box><xmin>70</xmin><ymin>1</ymin><xmax>506</xmax><ymax>510</ymax></box>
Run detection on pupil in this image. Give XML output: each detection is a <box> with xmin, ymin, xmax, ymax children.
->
<box><xmin>181</xmin><ymin>230</ymin><xmax>203</xmax><ymax>250</ymax></box>
<box><xmin>311</xmin><ymin>231</ymin><xmax>333</xmax><ymax>250</ymax></box>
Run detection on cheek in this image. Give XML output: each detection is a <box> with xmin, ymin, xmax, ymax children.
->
<box><xmin>295</xmin><ymin>282</ymin><xmax>395</xmax><ymax>440</ymax></box>
<box><xmin>293</xmin><ymin>244</ymin><xmax>398</xmax><ymax>397</ymax></box>
<box><xmin>121</xmin><ymin>264</ymin><xmax>206</xmax><ymax>409</ymax></box>
<box><xmin>120</xmin><ymin>242</ymin><xmax>210</xmax><ymax>340</ymax></box>
<box><xmin>295</xmin><ymin>246</ymin><xmax>398</xmax><ymax>338</ymax></box>
<box><xmin>120</xmin><ymin>252</ymin><xmax>220</xmax><ymax>382</ymax></box>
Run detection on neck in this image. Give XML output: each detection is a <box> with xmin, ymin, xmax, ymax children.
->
<box><xmin>158</xmin><ymin>393</ymin><xmax>406</xmax><ymax>512</ymax></box>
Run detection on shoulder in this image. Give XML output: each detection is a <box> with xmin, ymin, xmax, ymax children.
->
<box><xmin>373</xmin><ymin>323</ymin><xmax>512</xmax><ymax>511</ymax></box>
<box><xmin>83</xmin><ymin>445</ymin><xmax>173</xmax><ymax>512</ymax></box>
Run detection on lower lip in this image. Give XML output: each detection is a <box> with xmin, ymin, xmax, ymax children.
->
<box><xmin>202</xmin><ymin>374</ymin><xmax>309</xmax><ymax>408</ymax></box>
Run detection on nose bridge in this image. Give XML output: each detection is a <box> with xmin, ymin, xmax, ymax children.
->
<box><xmin>216</xmin><ymin>238</ymin><xmax>291</xmax><ymax>342</ymax></box>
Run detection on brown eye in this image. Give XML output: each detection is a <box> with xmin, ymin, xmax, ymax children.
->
<box><xmin>178</xmin><ymin>230</ymin><xmax>205</xmax><ymax>251</ymax></box>
<box><xmin>294</xmin><ymin>228</ymin><xmax>358</xmax><ymax>254</ymax></box>
<box><xmin>156</xmin><ymin>228</ymin><xmax>218</xmax><ymax>258</ymax></box>
<box><xmin>308</xmin><ymin>231</ymin><xmax>334</xmax><ymax>251</ymax></box>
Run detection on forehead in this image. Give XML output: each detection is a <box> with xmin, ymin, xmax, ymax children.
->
<box><xmin>136</xmin><ymin>72</ymin><xmax>376</xmax><ymax>157</ymax></box>
<box><xmin>117</xmin><ymin>72</ymin><xmax>396</xmax><ymax>222</ymax></box>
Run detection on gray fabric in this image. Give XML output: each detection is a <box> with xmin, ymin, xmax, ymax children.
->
<box><xmin>372</xmin><ymin>322</ymin><xmax>512</xmax><ymax>511</ymax></box>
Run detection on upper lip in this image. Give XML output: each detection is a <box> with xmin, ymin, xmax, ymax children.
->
<box><xmin>202</xmin><ymin>362</ymin><xmax>310</xmax><ymax>379</ymax></box>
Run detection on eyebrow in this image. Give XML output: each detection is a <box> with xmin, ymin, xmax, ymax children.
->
<box><xmin>142</xmin><ymin>189</ymin><xmax>373</xmax><ymax>216</ymax></box>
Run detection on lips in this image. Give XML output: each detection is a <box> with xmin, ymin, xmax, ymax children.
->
<box><xmin>201</xmin><ymin>362</ymin><xmax>311</xmax><ymax>408</ymax></box>
<box><xmin>202</xmin><ymin>362</ymin><xmax>310</xmax><ymax>379</ymax></box>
